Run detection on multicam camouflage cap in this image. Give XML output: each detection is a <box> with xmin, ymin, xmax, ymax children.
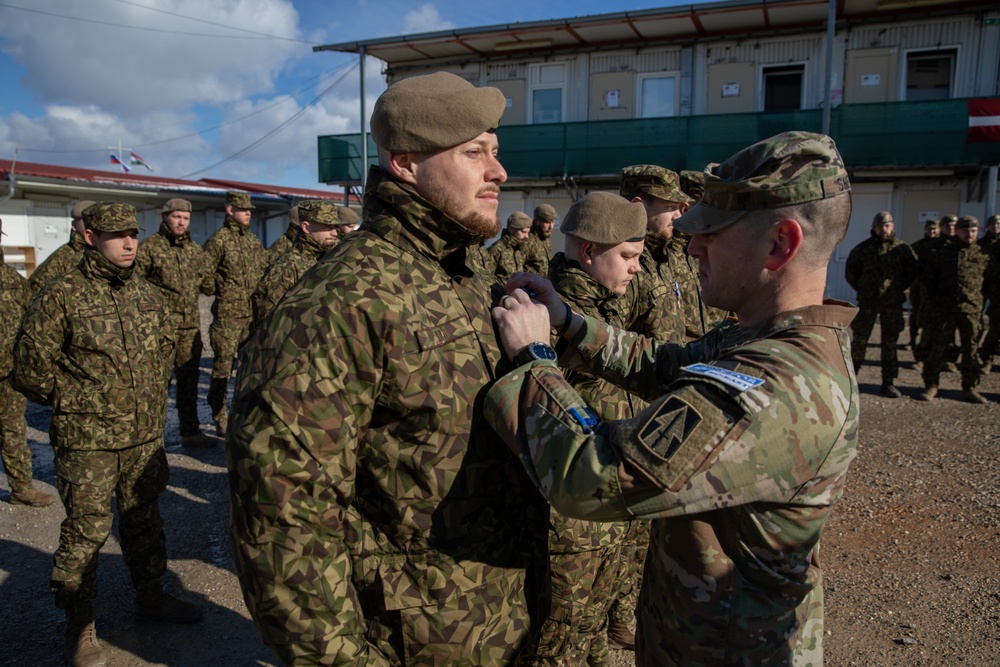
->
<box><xmin>296</xmin><ymin>199</ymin><xmax>339</xmax><ymax>226</ymax></box>
<box><xmin>674</xmin><ymin>131</ymin><xmax>850</xmax><ymax>235</ymax></box>
<box><xmin>957</xmin><ymin>215</ymin><xmax>979</xmax><ymax>229</ymax></box>
<box><xmin>533</xmin><ymin>204</ymin><xmax>557</xmax><ymax>222</ymax></box>
<box><xmin>924</xmin><ymin>218</ymin><xmax>940</xmax><ymax>229</ymax></box>
<box><xmin>82</xmin><ymin>202</ymin><xmax>144</xmax><ymax>233</ymax></box>
<box><xmin>162</xmin><ymin>198</ymin><xmax>192</xmax><ymax>214</ymax></box>
<box><xmin>71</xmin><ymin>200</ymin><xmax>97</xmax><ymax>220</ymax></box>
<box><xmin>619</xmin><ymin>165</ymin><xmax>694</xmax><ymax>204</ymax></box>
<box><xmin>337</xmin><ymin>206</ymin><xmax>360</xmax><ymax>227</ymax></box>
<box><xmin>679</xmin><ymin>169</ymin><xmax>709</xmax><ymax>201</ymax></box>
<box><xmin>506</xmin><ymin>211</ymin><xmax>532</xmax><ymax>230</ymax></box>
<box><xmin>560</xmin><ymin>191</ymin><xmax>646</xmax><ymax>245</ymax></box>
<box><xmin>872</xmin><ymin>211</ymin><xmax>894</xmax><ymax>227</ymax></box>
<box><xmin>371</xmin><ymin>72</ymin><xmax>506</xmax><ymax>153</ymax></box>
<box><xmin>226</xmin><ymin>191</ymin><xmax>256</xmax><ymax>209</ymax></box>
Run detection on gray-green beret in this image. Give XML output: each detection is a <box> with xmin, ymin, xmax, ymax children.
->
<box><xmin>675</xmin><ymin>131</ymin><xmax>850</xmax><ymax>235</ymax></box>
<box><xmin>297</xmin><ymin>199</ymin><xmax>339</xmax><ymax>225</ymax></box>
<box><xmin>83</xmin><ymin>202</ymin><xmax>144</xmax><ymax>233</ymax></box>
<box><xmin>560</xmin><ymin>192</ymin><xmax>646</xmax><ymax>245</ymax></box>
<box><xmin>371</xmin><ymin>72</ymin><xmax>506</xmax><ymax>153</ymax></box>
<box><xmin>226</xmin><ymin>191</ymin><xmax>255</xmax><ymax>209</ymax></box>
<box><xmin>72</xmin><ymin>200</ymin><xmax>97</xmax><ymax>220</ymax></box>
<box><xmin>162</xmin><ymin>198</ymin><xmax>192</xmax><ymax>214</ymax></box>
<box><xmin>506</xmin><ymin>211</ymin><xmax>532</xmax><ymax>230</ymax></box>
<box><xmin>619</xmin><ymin>165</ymin><xmax>694</xmax><ymax>204</ymax></box>
<box><xmin>337</xmin><ymin>206</ymin><xmax>360</xmax><ymax>227</ymax></box>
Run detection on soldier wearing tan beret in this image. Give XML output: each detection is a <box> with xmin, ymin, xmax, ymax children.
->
<box><xmin>489</xmin><ymin>210</ymin><xmax>546</xmax><ymax>286</ymax></box>
<box><xmin>335</xmin><ymin>205</ymin><xmax>360</xmax><ymax>239</ymax></box>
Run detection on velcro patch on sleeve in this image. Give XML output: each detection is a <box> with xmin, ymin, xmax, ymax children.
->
<box><xmin>681</xmin><ymin>363</ymin><xmax>764</xmax><ymax>392</ymax></box>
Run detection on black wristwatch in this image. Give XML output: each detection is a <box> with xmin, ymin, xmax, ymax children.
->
<box><xmin>513</xmin><ymin>341</ymin><xmax>558</xmax><ymax>367</ymax></box>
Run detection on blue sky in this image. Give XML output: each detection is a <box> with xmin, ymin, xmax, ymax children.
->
<box><xmin>0</xmin><ymin>0</ymin><xmax>684</xmax><ymax>192</ymax></box>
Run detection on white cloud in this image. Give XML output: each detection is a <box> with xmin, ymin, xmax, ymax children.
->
<box><xmin>402</xmin><ymin>4</ymin><xmax>455</xmax><ymax>34</ymax></box>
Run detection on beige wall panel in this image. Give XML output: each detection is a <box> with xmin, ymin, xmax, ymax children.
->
<box><xmin>589</xmin><ymin>71</ymin><xmax>634</xmax><ymax>121</ymax></box>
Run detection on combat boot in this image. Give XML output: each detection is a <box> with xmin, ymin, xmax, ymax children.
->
<box><xmin>917</xmin><ymin>386</ymin><xmax>938</xmax><ymax>401</ymax></box>
<box><xmin>213</xmin><ymin>408</ymin><xmax>228</xmax><ymax>438</ymax></box>
<box><xmin>961</xmin><ymin>389</ymin><xmax>988</xmax><ymax>404</ymax></box>
<box><xmin>607</xmin><ymin>620</ymin><xmax>636</xmax><ymax>651</ymax></box>
<box><xmin>136</xmin><ymin>589</ymin><xmax>203</xmax><ymax>623</ymax></box>
<box><xmin>180</xmin><ymin>430</ymin><xmax>216</xmax><ymax>448</ymax></box>
<box><xmin>10</xmin><ymin>487</ymin><xmax>55</xmax><ymax>507</ymax></box>
<box><xmin>880</xmin><ymin>384</ymin><xmax>901</xmax><ymax>398</ymax></box>
<box><xmin>65</xmin><ymin>606</ymin><xmax>107</xmax><ymax>667</ymax></box>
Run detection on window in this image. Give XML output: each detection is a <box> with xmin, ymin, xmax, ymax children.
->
<box><xmin>905</xmin><ymin>50</ymin><xmax>955</xmax><ymax>101</ymax></box>
<box><xmin>637</xmin><ymin>73</ymin><xmax>678</xmax><ymax>118</ymax></box>
<box><xmin>529</xmin><ymin>63</ymin><xmax>565</xmax><ymax>124</ymax></box>
<box><xmin>762</xmin><ymin>64</ymin><xmax>804</xmax><ymax>112</ymax></box>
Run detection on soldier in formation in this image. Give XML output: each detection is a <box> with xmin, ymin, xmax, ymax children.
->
<box><xmin>490</xmin><ymin>210</ymin><xmax>547</xmax><ymax>286</ymax></box>
<box><xmin>28</xmin><ymin>200</ymin><xmax>95</xmax><ymax>295</ymax></box>
<box><xmin>530</xmin><ymin>203</ymin><xmax>557</xmax><ymax>264</ymax></box>
<box><xmin>12</xmin><ymin>202</ymin><xmax>202</xmax><ymax>667</ymax></box>
<box><xmin>135</xmin><ymin>198</ymin><xmax>214</xmax><ymax>447</ymax></box>
<box><xmin>977</xmin><ymin>213</ymin><xmax>1000</xmax><ymax>371</ymax></box>
<box><xmin>267</xmin><ymin>203</ymin><xmax>300</xmax><ymax>260</ymax></box>
<box><xmin>201</xmin><ymin>191</ymin><xmax>267</xmax><ymax>436</ymax></box>
<box><xmin>486</xmin><ymin>131</ymin><xmax>858</xmax><ymax>666</ymax></box>
<box><xmin>844</xmin><ymin>211</ymin><xmax>917</xmax><ymax>397</ymax></box>
<box><xmin>227</xmin><ymin>72</ymin><xmax>547</xmax><ymax>665</ymax></box>
<box><xmin>908</xmin><ymin>218</ymin><xmax>940</xmax><ymax>357</ymax></box>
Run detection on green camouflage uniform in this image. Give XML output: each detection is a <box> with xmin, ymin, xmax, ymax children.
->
<box><xmin>490</xmin><ymin>230</ymin><xmax>548</xmax><ymax>287</ymax></box>
<box><xmin>844</xmin><ymin>232</ymin><xmax>917</xmax><ymax>382</ymax></box>
<box><xmin>267</xmin><ymin>222</ymin><xmax>298</xmax><ymax>261</ymax></box>
<box><xmin>136</xmin><ymin>221</ymin><xmax>207</xmax><ymax>436</ymax></box>
<box><xmin>908</xmin><ymin>234</ymin><xmax>937</xmax><ymax>351</ymax></box>
<box><xmin>201</xmin><ymin>216</ymin><xmax>266</xmax><ymax>423</ymax></box>
<box><xmin>665</xmin><ymin>234</ymin><xmax>728</xmax><ymax>341</ymax></box>
<box><xmin>626</xmin><ymin>232</ymin><xmax>688</xmax><ymax>344</ymax></box>
<box><xmin>28</xmin><ymin>229</ymin><xmax>87</xmax><ymax>295</ymax></box>
<box><xmin>530</xmin><ymin>228</ymin><xmax>553</xmax><ymax>266</ymax></box>
<box><xmin>1</xmin><ymin>249</ymin><xmax>35</xmax><ymax>493</ymax></box>
<box><xmin>251</xmin><ymin>230</ymin><xmax>328</xmax><ymax>332</ymax></box>
<box><xmin>12</xmin><ymin>245</ymin><xmax>174</xmax><ymax>610</ymax></box>
<box><xmin>485</xmin><ymin>301</ymin><xmax>860</xmax><ymax>666</ymax></box>
<box><xmin>913</xmin><ymin>236</ymin><xmax>957</xmax><ymax>362</ymax></box>
<box><xmin>227</xmin><ymin>168</ymin><xmax>548</xmax><ymax>666</ymax></box>
<box><xmin>976</xmin><ymin>231</ymin><xmax>1000</xmax><ymax>364</ymax></box>
<box><xmin>921</xmin><ymin>240</ymin><xmax>999</xmax><ymax>390</ymax></box>
<box><xmin>466</xmin><ymin>241</ymin><xmax>496</xmax><ymax>279</ymax></box>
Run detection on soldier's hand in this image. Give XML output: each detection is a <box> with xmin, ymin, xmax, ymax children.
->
<box><xmin>492</xmin><ymin>289</ymin><xmax>552</xmax><ymax>360</ymax></box>
<box><xmin>505</xmin><ymin>273</ymin><xmax>563</xmax><ymax>323</ymax></box>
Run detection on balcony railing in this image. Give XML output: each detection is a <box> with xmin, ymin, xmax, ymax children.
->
<box><xmin>318</xmin><ymin>99</ymin><xmax>1000</xmax><ymax>184</ymax></box>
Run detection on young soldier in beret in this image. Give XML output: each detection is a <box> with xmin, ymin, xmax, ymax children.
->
<box><xmin>489</xmin><ymin>210</ymin><xmax>546</xmax><ymax>286</ymax></box>
<box><xmin>227</xmin><ymin>71</ymin><xmax>547</xmax><ymax>665</ymax></box>
<box><xmin>13</xmin><ymin>202</ymin><xmax>202</xmax><ymax>667</ymax></box>
<box><xmin>335</xmin><ymin>205</ymin><xmax>360</xmax><ymax>238</ymax></box>
<box><xmin>487</xmin><ymin>132</ymin><xmax>858</xmax><ymax>666</ymax></box>
<box><xmin>136</xmin><ymin>198</ymin><xmax>214</xmax><ymax>447</ymax></box>
<box><xmin>28</xmin><ymin>200</ymin><xmax>96</xmax><ymax>295</ymax></box>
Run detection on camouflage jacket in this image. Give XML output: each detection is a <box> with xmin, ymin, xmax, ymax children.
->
<box><xmin>923</xmin><ymin>241</ymin><xmax>999</xmax><ymax>313</ymax></box>
<box><xmin>251</xmin><ymin>230</ymin><xmax>327</xmax><ymax>331</ymax></box>
<box><xmin>12</xmin><ymin>249</ymin><xmax>173</xmax><ymax>450</ymax></box>
<box><xmin>485</xmin><ymin>301</ymin><xmax>859</xmax><ymax>666</ymax></box>
<box><xmin>202</xmin><ymin>217</ymin><xmax>267</xmax><ymax>319</ymax></box>
<box><xmin>135</xmin><ymin>222</ymin><xmax>206</xmax><ymax>330</ymax></box>
<box><xmin>844</xmin><ymin>233</ymin><xmax>917</xmax><ymax>307</ymax></box>
<box><xmin>978</xmin><ymin>231</ymin><xmax>1000</xmax><ymax>259</ymax></box>
<box><xmin>529</xmin><ymin>228</ymin><xmax>552</xmax><ymax>264</ymax></box>
<box><xmin>489</xmin><ymin>231</ymin><xmax>547</xmax><ymax>287</ymax></box>
<box><xmin>28</xmin><ymin>229</ymin><xmax>87</xmax><ymax>295</ymax></box>
<box><xmin>267</xmin><ymin>222</ymin><xmax>298</xmax><ymax>261</ymax></box>
<box><xmin>227</xmin><ymin>168</ymin><xmax>547</xmax><ymax>666</ymax></box>
<box><xmin>625</xmin><ymin>232</ymin><xmax>688</xmax><ymax>344</ymax></box>
<box><xmin>1</xmin><ymin>248</ymin><xmax>31</xmax><ymax>376</ymax></box>
<box><xmin>665</xmin><ymin>234</ymin><xmax>728</xmax><ymax>340</ymax></box>
<box><xmin>465</xmin><ymin>241</ymin><xmax>496</xmax><ymax>280</ymax></box>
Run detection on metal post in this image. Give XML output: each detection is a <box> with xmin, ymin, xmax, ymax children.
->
<box><xmin>987</xmin><ymin>165</ymin><xmax>998</xmax><ymax>220</ymax></box>
<box><xmin>822</xmin><ymin>0</ymin><xmax>836</xmax><ymax>136</ymax></box>
<box><xmin>360</xmin><ymin>47</ymin><xmax>367</xmax><ymax>192</ymax></box>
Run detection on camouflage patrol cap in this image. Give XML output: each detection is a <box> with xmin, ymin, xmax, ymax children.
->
<box><xmin>82</xmin><ymin>202</ymin><xmax>144</xmax><ymax>233</ymax></box>
<box><xmin>988</xmin><ymin>214</ymin><xmax>1000</xmax><ymax>225</ymax></box>
<box><xmin>619</xmin><ymin>165</ymin><xmax>695</xmax><ymax>204</ymax></box>
<box><xmin>161</xmin><ymin>198</ymin><xmax>192</xmax><ymax>214</ymax></box>
<box><xmin>679</xmin><ymin>169</ymin><xmax>709</xmax><ymax>201</ymax></box>
<box><xmin>297</xmin><ymin>199</ymin><xmax>339</xmax><ymax>226</ymax></box>
<box><xmin>371</xmin><ymin>72</ymin><xmax>506</xmax><ymax>153</ymax></box>
<box><xmin>924</xmin><ymin>218</ymin><xmax>940</xmax><ymax>229</ymax></box>
<box><xmin>956</xmin><ymin>215</ymin><xmax>979</xmax><ymax>229</ymax></box>
<box><xmin>560</xmin><ymin>191</ymin><xmax>646</xmax><ymax>245</ymax></box>
<box><xmin>337</xmin><ymin>206</ymin><xmax>359</xmax><ymax>227</ymax></box>
<box><xmin>506</xmin><ymin>211</ymin><xmax>532</xmax><ymax>230</ymax></box>
<box><xmin>674</xmin><ymin>131</ymin><xmax>850</xmax><ymax>235</ymax></box>
<box><xmin>71</xmin><ymin>200</ymin><xmax>97</xmax><ymax>220</ymax></box>
<box><xmin>872</xmin><ymin>211</ymin><xmax>894</xmax><ymax>227</ymax></box>
<box><xmin>226</xmin><ymin>191</ymin><xmax>256</xmax><ymax>209</ymax></box>
<box><xmin>534</xmin><ymin>204</ymin><xmax>557</xmax><ymax>222</ymax></box>
<box><xmin>940</xmin><ymin>214</ymin><xmax>959</xmax><ymax>225</ymax></box>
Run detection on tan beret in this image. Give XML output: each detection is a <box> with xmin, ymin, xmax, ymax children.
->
<box><xmin>371</xmin><ymin>72</ymin><xmax>506</xmax><ymax>153</ymax></box>
<box><xmin>338</xmin><ymin>206</ymin><xmax>360</xmax><ymax>226</ymax></box>
<box><xmin>560</xmin><ymin>192</ymin><xmax>647</xmax><ymax>245</ymax></box>
<box><xmin>162</xmin><ymin>198</ymin><xmax>192</xmax><ymax>214</ymax></box>
<box><xmin>72</xmin><ymin>200</ymin><xmax>97</xmax><ymax>220</ymax></box>
<box><xmin>506</xmin><ymin>211</ymin><xmax>532</xmax><ymax>230</ymax></box>
<box><xmin>533</xmin><ymin>204</ymin><xmax>557</xmax><ymax>222</ymax></box>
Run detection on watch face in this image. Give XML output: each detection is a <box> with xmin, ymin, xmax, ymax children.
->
<box><xmin>529</xmin><ymin>341</ymin><xmax>557</xmax><ymax>361</ymax></box>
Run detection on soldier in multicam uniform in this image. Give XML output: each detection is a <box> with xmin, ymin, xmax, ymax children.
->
<box><xmin>12</xmin><ymin>203</ymin><xmax>202</xmax><ymax>667</ymax></box>
<box><xmin>28</xmin><ymin>200</ymin><xmax>95</xmax><ymax>295</ymax></box>
<box><xmin>227</xmin><ymin>72</ymin><xmax>547</xmax><ymax>666</ymax></box>
<box><xmin>135</xmin><ymin>198</ymin><xmax>214</xmax><ymax>447</ymax></box>
<box><xmin>977</xmin><ymin>213</ymin><xmax>1000</xmax><ymax>370</ymax></box>
<box><xmin>267</xmin><ymin>204</ymin><xmax>301</xmax><ymax>260</ymax></box>
<box><xmin>1</xmin><ymin>217</ymin><xmax>55</xmax><ymax>507</ymax></box>
<box><xmin>201</xmin><ymin>191</ymin><xmax>267</xmax><ymax>436</ymax></box>
<box><xmin>918</xmin><ymin>215</ymin><xmax>1000</xmax><ymax>403</ymax></box>
<box><xmin>251</xmin><ymin>199</ymin><xmax>340</xmax><ymax>331</ymax></box>
<box><xmin>490</xmin><ymin>211</ymin><xmax>547</xmax><ymax>286</ymax></box>
<box><xmin>908</xmin><ymin>218</ymin><xmax>940</xmax><ymax>356</ymax></box>
<box><xmin>486</xmin><ymin>132</ymin><xmax>858</xmax><ymax>666</ymax></box>
<box><xmin>844</xmin><ymin>211</ymin><xmax>917</xmax><ymax>397</ymax></box>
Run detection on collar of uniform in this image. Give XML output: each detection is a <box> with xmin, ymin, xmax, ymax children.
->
<box><xmin>499</xmin><ymin>230</ymin><xmax>525</xmax><ymax>248</ymax></box>
<box><xmin>69</xmin><ymin>229</ymin><xmax>87</xmax><ymax>251</ymax></box>
<box><xmin>361</xmin><ymin>166</ymin><xmax>485</xmax><ymax>263</ymax></box>
<box><xmin>736</xmin><ymin>300</ymin><xmax>858</xmax><ymax>343</ymax></box>
<box><xmin>549</xmin><ymin>251</ymin><xmax>623</xmax><ymax>318</ymax></box>
<box><xmin>224</xmin><ymin>216</ymin><xmax>247</xmax><ymax>235</ymax></box>
<box><xmin>293</xmin><ymin>228</ymin><xmax>330</xmax><ymax>260</ymax></box>
<box><xmin>81</xmin><ymin>246</ymin><xmax>135</xmax><ymax>285</ymax></box>
<box><xmin>158</xmin><ymin>221</ymin><xmax>190</xmax><ymax>246</ymax></box>
<box><xmin>642</xmin><ymin>230</ymin><xmax>670</xmax><ymax>261</ymax></box>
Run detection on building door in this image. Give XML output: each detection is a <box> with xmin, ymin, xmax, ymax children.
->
<box><xmin>528</xmin><ymin>63</ymin><xmax>566</xmax><ymax>124</ymax></box>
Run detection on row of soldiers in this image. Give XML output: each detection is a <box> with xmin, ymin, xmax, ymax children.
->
<box><xmin>0</xmin><ymin>193</ymin><xmax>358</xmax><ymax>667</ymax></box>
<box><xmin>845</xmin><ymin>210</ymin><xmax>1000</xmax><ymax>402</ymax></box>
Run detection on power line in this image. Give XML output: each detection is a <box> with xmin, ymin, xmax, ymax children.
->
<box><xmin>179</xmin><ymin>59</ymin><xmax>360</xmax><ymax>179</ymax></box>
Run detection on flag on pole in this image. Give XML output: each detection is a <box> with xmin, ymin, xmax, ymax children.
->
<box><xmin>109</xmin><ymin>152</ymin><xmax>131</xmax><ymax>173</ymax></box>
<box><xmin>129</xmin><ymin>151</ymin><xmax>153</xmax><ymax>171</ymax></box>
<box><xmin>967</xmin><ymin>98</ymin><xmax>1000</xmax><ymax>143</ymax></box>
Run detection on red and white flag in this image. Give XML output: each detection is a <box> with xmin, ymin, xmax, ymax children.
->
<box><xmin>967</xmin><ymin>98</ymin><xmax>1000</xmax><ymax>143</ymax></box>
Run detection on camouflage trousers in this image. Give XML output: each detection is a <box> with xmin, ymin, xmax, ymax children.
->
<box><xmin>0</xmin><ymin>378</ymin><xmax>33</xmax><ymax>493</ymax></box>
<box><xmin>51</xmin><ymin>441</ymin><xmax>168</xmax><ymax>610</ymax></box>
<box><xmin>850</xmin><ymin>303</ymin><xmax>905</xmax><ymax>383</ymax></box>
<box><xmin>525</xmin><ymin>543</ymin><xmax>622</xmax><ymax>667</ymax></box>
<box><xmin>608</xmin><ymin>520</ymin><xmax>650</xmax><ymax>627</ymax></box>
<box><xmin>922</xmin><ymin>311</ymin><xmax>983</xmax><ymax>390</ymax></box>
<box><xmin>908</xmin><ymin>290</ymin><xmax>922</xmax><ymax>348</ymax></box>
<box><xmin>208</xmin><ymin>316</ymin><xmax>250</xmax><ymax>416</ymax></box>
<box><xmin>171</xmin><ymin>326</ymin><xmax>204</xmax><ymax>436</ymax></box>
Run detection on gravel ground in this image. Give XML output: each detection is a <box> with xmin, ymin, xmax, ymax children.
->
<box><xmin>2</xmin><ymin>313</ymin><xmax>998</xmax><ymax>666</ymax></box>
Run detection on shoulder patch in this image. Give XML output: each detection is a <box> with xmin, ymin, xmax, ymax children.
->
<box><xmin>682</xmin><ymin>363</ymin><xmax>764</xmax><ymax>392</ymax></box>
<box><xmin>638</xmin><ymin>396</ymin><xmax>702</xmax><ymax>461</ymax></box>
